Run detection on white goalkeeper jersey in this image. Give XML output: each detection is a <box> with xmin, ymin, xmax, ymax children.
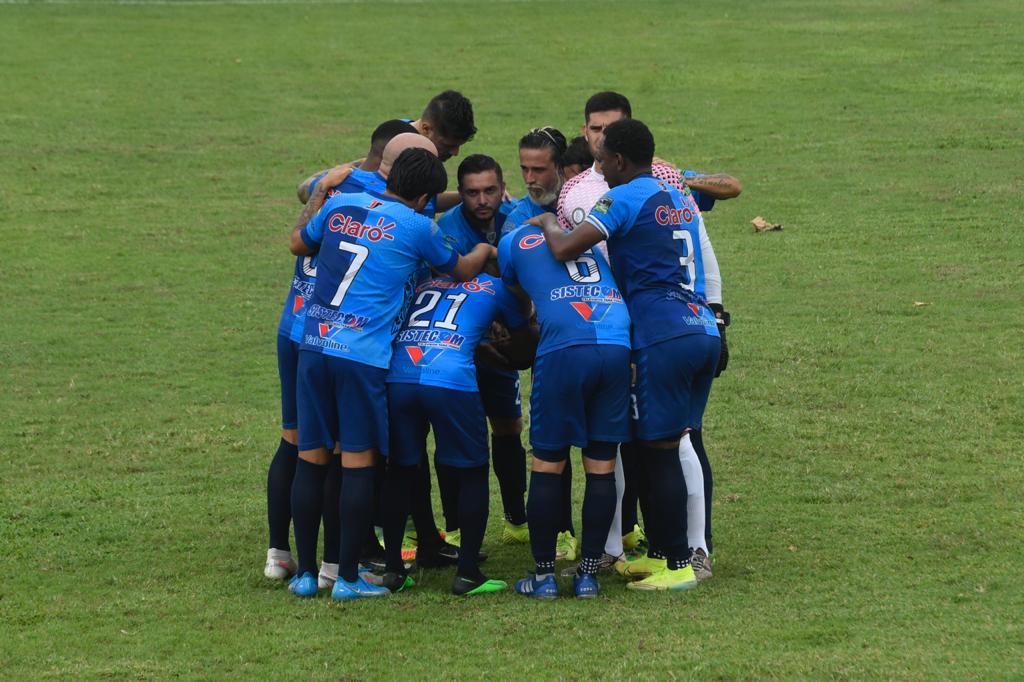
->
<box><xmin>557</xmin><ymin>162</ymin><xmax>722</xmax><ymax>304</ymax></box>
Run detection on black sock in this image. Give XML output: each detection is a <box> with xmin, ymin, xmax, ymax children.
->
<box><xmin>526</xmin><ymin>467</ymin><xmax>561</xmax><ymax>571</ymax></box>
<box><xmin>371</xmin><ymin>456</ymin><xmax>386</xmax><ymax>529</ymax></box>
<box><xmin>290</xmin><ymin>458</ymin><xmax>328</xmax><ymax>577</ymax></box>
<box><xmin>321</xmin><ymin>457</ymin><xmax>342</xmax><ymax>564</ymax></box>
<box><xmin>619</xmin><ymin>442</ymin><xmax>639</xmax><ymax>532</ymax></box>
<box><xmin>267</xmin><ymin>438</ymin><xmax>298</xmax><ymax>551</ymax></box>
<box><xmin>492</xmin><ymin>433</ymin><xmax>527</xmax><ymax>524</ymax></box>
<box><xmin>410</xmin><ymin>462</ymin><xmax>441</xmax><ymax>553</ymax></box>
<box><xmin>380</xmin><ymin>463</ymin><xmax>416</xmax><ymax>573</ymax></box>
<box><xmin>691</xmin><ymin>429</ymin><xmax>714</xmax><ymax>553</ymax></box>
<box><xmin>641</xmin><ymin>444</ymin><xmax>690</xmax><ymax>565</ymax></box>
<box><xmin>634</xmin><ymin>450</ymin><xmax>659</xmax><ymax>552</ymax></box>
<box><xmin>338</xmin><ymin>466</ymin><xmax>375</xmax><ymax>583</ymax></box>
<box><xmin>581</xmin><ymin>471</ymin><xmax>617</xmax><ymax>561</ymax></box>
<box><xmin>558</xmin><ymin>458</ymin><xmax>575</xmax><ymax>535</ymax></box>
<box><xmin>436</xmin><ymin>462</ymin><xmax>461</xmax><ymax>533</ymax></box>
<box><xmin>455</xmin><ymin>465</ymin><xmax>489</xmax><ymax>578</ymax></box>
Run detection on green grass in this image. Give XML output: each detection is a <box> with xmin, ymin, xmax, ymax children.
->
<box><xmin>2</xmin><ymin>0</ymin><xmax>1023</xmax><ymax>678</ymax></box>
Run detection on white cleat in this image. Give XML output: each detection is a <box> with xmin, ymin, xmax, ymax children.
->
<box><xmin>264</xmin><ymin>549</ymin><xmax>298</xmax><ymax>580</ymax></box>
<box><xmin>318</xmin><ymin>562</ymin><xmax>339</xmax><ymax>590</ymax></box>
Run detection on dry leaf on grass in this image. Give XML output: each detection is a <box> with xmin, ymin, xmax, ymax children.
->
<box><xmin>752</xmin><ymin>216</ymin><xmax>783</xmax><ymax>232</ymax></box>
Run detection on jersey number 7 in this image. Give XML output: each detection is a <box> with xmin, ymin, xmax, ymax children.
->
<box><xmin>330</xmin><ymin>242</ymin><xmax>370</xmax><ymax>306</ymax></box>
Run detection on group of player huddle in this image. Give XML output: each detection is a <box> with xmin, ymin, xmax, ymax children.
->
<box><xmin>263</xmin><ymin>90</ymin><xmax>742</xmax><ymax>600</ymax></box>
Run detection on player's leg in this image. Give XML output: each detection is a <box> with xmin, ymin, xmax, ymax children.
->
<box><xmin>427</xmin><ymin>388</ymin><xmax>505</xmax><ymax>596</ymax></box>
<box><xmin>330</xmin><ymin>359</ymin><xmax>390</xmax><ymax>600</ymax></box>
<box><xmin>628</xmin><ymin>334</ymin><xmax>719</xmax><ymax>592</ymax></box>
<box><xmin>265</xmin><ymin>335</ymin><xmax>300</xmax><ymax>580</ymax></box>
<box><xmin>478</xmin><ymin>365</ymin><xmax>529</xmax><ymax>540</ymax></box>
<box><xmin>691</xmin><ymin>428</ymin><xmax>714</xmax><ymax>553</ymax></box>
<box><xmin>288</xmin><ymin>350</ymin><xmax>338</xmax><ymax>597</ymax></box>
<box><xmin>318</xmin><ymin>449</ymin><xmax>342</xmax><ymax>589</ymax></box>
<box><xmin>678</xmin><ymin>432</ymin><xmax>710</xmax><ymax>579</ymax></box>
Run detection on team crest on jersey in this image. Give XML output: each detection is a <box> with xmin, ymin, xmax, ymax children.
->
<box><xmin>593</xmin><ymin>196</ymin><xmax>613</xmax><ymax>215</ymax></box>
<box><xmin>687</xmin><ymin>303</ymin><xmax>701</xmax><ymax>316</ymax></box>
<box><xmin>367</xmin><ymin>199</ymin><xmax>383</xmax><ymax>209</ymax></box>
<box><xmin>570</xmin><ymin>301</ymin><xmax>614</xmax><ymax>322</ymax></box>
<box><xmin>571</xmin><ymin>207</ymin><xmax>586</xmax><ymax>225</ymax></box>
<box><xmin>519</xmin><ymin>233</ymin><xmax>546</xmax><ymax>249</ymax></box>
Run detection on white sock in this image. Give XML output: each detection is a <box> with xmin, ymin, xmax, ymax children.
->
<box><xmin>603</xmin><ymin>446</ymin><xmax>625</xmax><ymax>557</ymax></box>
<box><xmin>319</xmin><ymin>561</ymin><xmax>339</xmax><ymax>580</ymax></box>
<box><xmin>267</xmin><ymin>548</ymin><xmax>293</xmax><ymax>562</ymax></box>
<box><xmin>679</xmin><ymin>434</ymin><xmax>708</xmax><ymax>554</ymax></box>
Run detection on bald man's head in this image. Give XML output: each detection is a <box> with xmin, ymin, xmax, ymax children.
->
<box><xmin>379</xmin><ymin>133</ymin><xmax>438</xmax><ymax>177</ymax></box>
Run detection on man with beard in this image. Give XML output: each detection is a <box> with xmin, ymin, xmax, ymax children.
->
<box><xmin>503</xmin><ymin>127</ymin><xmax>568</xmax><ymax>232</ymax></box>
<box><xmin>436</xmin><ymin>155</ymin><xmax>534</xmax><ymax>546</ymax></box>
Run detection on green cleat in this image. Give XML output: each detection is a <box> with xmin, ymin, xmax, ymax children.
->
<box><xmin>622</xmin><ymin>554</ymin><xmax>666</xmax><ymax>581</ymax></box>
<box><xmin>452</xmin><ymin>574</ymin><xmax>508</xmax><ymax>596</ymax></box>
<box><xmin>555</xmin><ymin>531</ymin><xmax>578</xmax><ymax>561</ymax></box>
<box><xmin>501</xmin><ymin>520</ymin><xmax>529</xmax><ymax>544</ymax></box>
<box><xmin>626</xmin><ymin>564</ymin><xmax>698</xmax><ymax>592</ymax></box>
<box><xmin>446</xmin><ymin>529</ymin><xmax>461</xmax><ymax>548</ymax></box>
<box><xmin>622</xmin><ymin>524</ymin><xmax>648</xmax><ymax>552</ymax></box>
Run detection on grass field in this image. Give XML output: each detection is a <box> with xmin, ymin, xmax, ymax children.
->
<box><xmin>1</xmin><ymin>0</ymin><xmax>1022</xmax><ymax>678</ymax></box>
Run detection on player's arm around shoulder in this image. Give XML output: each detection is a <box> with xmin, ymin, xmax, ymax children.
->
<box><xmin>417</xmin><ymin>215</ymin><xmax>495</xmax><ymax>282</ymax></box>
<box><xmin>683</xmin><ymin>172</ymin><xmax>742</xmax><ymax>200</ymax></box>
<box><xmin>526</xmin><ymin>212</ymin><xmax>603</xmax><ymax>262</ymax></box>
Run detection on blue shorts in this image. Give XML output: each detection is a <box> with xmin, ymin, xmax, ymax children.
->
<box><xmin>529</xmin><ymin>344</ymin><xmax>632</xmax><ymax>451</ymax></box>
<box><xmin>296</xmin><ymin>350</ymin><xmax>389</xmax><ymax>455</ymax></box>
<box><xmin>476</xmin><ymin>364</ymin><xmax>522</xmax><ymax>421</ymax></box>
<box><xmin>387</xmin><ymin>383</ymin><xmax>488</xmax><ymax>468</ymax></box>
<box><xmin>277</xmin><ymin>334</ymin><xmax>300</xmax><ymax>430</ymax></box>
<box><xmin>631</xmin><ymin>333</ymin><xmax>720</xmax><ymax>441</ymax></box>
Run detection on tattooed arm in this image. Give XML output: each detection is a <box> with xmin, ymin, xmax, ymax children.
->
<box><xmin>288</xmin><ymin>165</ymin><xmax>354</xmax><ymax>256</ymax></box>
<box><xmin>683</xmin><ymin>173</ymin><xmax>743</xmax><ymax>200</ymax></box>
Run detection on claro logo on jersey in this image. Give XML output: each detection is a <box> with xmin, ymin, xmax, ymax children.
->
<box><xmin>655</xmin><ymin>205</ymin><xmax>694</xmax><ymax>226</ymax></box>
<box><xmin>328</xmin><ymin>213</ymin><xmax>395</xmax><ymax>242</ymax></box>
<box><xmin>397</xmin><ymin>329</ymin><xmax>466</xmax><ymax>366</ymax></box>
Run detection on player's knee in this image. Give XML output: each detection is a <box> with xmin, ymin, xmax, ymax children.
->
<box><xmin>281</xmin><ymin>429</ymin><xmax>298</xmax><ymax>446</ymax></box>
<box><xmin>531</xmin><ymin>450</ymin><xmax>567</xmax><ymax>474</ymax></box>
<box><xmin>639</xmin><ymin>436</ymin><xmax>681</xmax><ymax>451</ymax></box>
<box><xmin>489</xmin><ymin>416</ymin><xmax>523</xmax><ymax>436</ymax></box>
<box><xmin>582</xmin><ymin>457</ymin><xmax>615</xmax><ymax>475</ymax></box>
<box><xmin>341</xmin><ymin>449</ymin><xmax>376</xmax><ymax>468</ymax></box>
<box><xmin>299</xmin><ymin>447</ymin><xmax>331</xmax><ymax>465</ymax></box>
<box><xmin>581</xmin><ymin>441</ymin><xmax>617</xmax><ymax>474</ymax></box>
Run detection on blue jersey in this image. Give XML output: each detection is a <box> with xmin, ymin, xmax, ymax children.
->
<box><xmin>299</xmin><ymin>192</ymin><xmax>459</xmax><ymax>369</ymax></box>
<box><xmin>313</xmin><ymin>167</ymin><xmax>437</xmax><ymax>217</ymax></box>
<box><xmin>583</xmin><ymin>174</ymin><xmax>719</xmax><ymax>349</ymax></box>
<box><xmin>502</xmin><ymin>196</ymin><xmax>554</xmax><ymax>238</ymax></box>
<box><xmin>278</xmin><ymin>254</ymin><xmax>318</xmax><ymax>342</ymax></box>
<box><xmin>499</xmin><ymin>224</ymin><xmax>630</xmax><ymax>357</ymax></box>
<box><xmin>437</xmin><ymin>203</ymin><xmax>509</xmax><ymax>254</ymax></box>
<box><xmin>388</xmin><ymin>275</ymin><xmax>527</xmax><ymax>391</ymax></box>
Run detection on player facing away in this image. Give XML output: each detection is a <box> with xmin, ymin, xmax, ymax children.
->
<box><xmin>436</xmin><ymin>156</ymin><xmax>532</xmax><ymax>545</ymax></box>
<box><xmin>500</xmin><ymin>220</ymin><xmax>632</xmax><ymax>599</ymax></box>
<box><xmin>286</xmin><ymin>149</ymin><xmax>494</xmax><ymax>600</ymax></box>
<box><xmin>558</xmin><ymin>91</ymin><xmax>737</xmax><ymax>570</ymax></box>
<box><xmin>381</xmin><ymin>271</ymin><xmax>536</xmax><ymax>596</ymax></box>
<box><xmin>264</xmin><ymin>156</ymin><xmax>364</xmax><ymax>582</ymax></box>
<box><xmin>533</xmin><ymin>119</ymin><xmax>721</xmax><ymax>591</ymax></box>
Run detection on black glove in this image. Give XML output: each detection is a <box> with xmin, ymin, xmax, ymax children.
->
<box><xmin>709</xmin><ymin>303</ymin><xmax>730</xmax><ymax>377</ymax></box>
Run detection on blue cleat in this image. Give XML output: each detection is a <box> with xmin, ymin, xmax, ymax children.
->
<box><xmin>574</xmin><ymin>572</ymin><xmax>600</xmax><ymax>598</ymax></box>
<box><xmin>289</xmin><ymin>571</ymin><xmax>318</xmax><ymax>598</ymax></box>
<box><xmin>331</xmin><ymin>575</ymin><xmax>391</xmax><ymax>601</ymax></box>
<box><xmin>514</xmin><ymin>573</ymin><xmax>559</xmax><ymax>599</ymax></box>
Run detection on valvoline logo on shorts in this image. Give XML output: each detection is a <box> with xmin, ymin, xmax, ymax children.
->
<box><xmin>405</xmin><ymin>346</ymin><xmax>446</xmax><ymax>366</ymax></box>
<box><xmin>570</xmin><ymin>301</ymin><xmax>613</xmax><ymax>322</ymax></box>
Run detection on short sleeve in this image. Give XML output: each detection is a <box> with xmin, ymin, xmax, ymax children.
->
<box><xmin>583</xmin><ymin>187</ymin><xmax>632</xmax><ymax>239</ymax></box>
<box><xmin>418</xmin><ymin>220</ymin><xmax>460</xmax><ymax>273</ymax></box>
<box><xmin>494</xmin><ymin>282</ymin><xmax>528</xmax><ymax>331</ymax></box>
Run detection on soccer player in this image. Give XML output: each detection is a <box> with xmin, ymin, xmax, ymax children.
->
<box><xmin>558</xmin><ymin>92</ymin><xmax>736</xmax><ymax>572</ymax></box>
<box><xmin>533</xmin><ymin>119</ymin><xmax>721</xmax><ymax>591</ymax></box>
<box><xmin>382</xmin><ymin>267</ymin><xmax>536</xmax><ymax>596</ymax></box>
<box><xmin>503</xmin><ymin>127</ymin><xmax>568</xmax><ymax>231</ymax></box>
<box><xmin>286</xmin><ymin>148</ymin><xmax>495</xmax><ymax>599</ymax></box>
<box><xmin>436</xmin><ymin>155</ymin><xmax>532</xmax><ymax>545</ymax></box>
<box><xmin>560</xmin><ymin>136</ymin><xmax>593</xmax><ymax>181</ymax></box>
<box><xmin>500</xmin><ymin>218</ymin><xmax>632</xmax><ymax>599</ymax></box>
<box><xmin>264</xmin><ymin>154</ymin><xmax>365</xmax><ymax>583</ymax></box>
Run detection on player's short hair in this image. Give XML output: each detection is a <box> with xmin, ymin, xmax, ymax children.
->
<box><xmin>370</xmin><ymin>119</ymin><xmax>418</xmax><ymax>153</ymax></box>
<box><xmin>422</xmin><ymin>90</ymin><xmax>477</xmax><ymax>142</ymax></box>
<box><xmin>560</xmin><ymin>136</ymin><xmax>594</xmax><ymax>170</ymax></box>
<box><xmin>387</xmin><ymin>148</ymin><xmax>448</xmax><ymax>200</ymax></box>
<box><xmin>518</xmin><ymin>127</ymin><xmax>568</xmax><ymax>164</ymax></box>
<box><xmin>601</xmin><ymin>119</ymin><xmax>654</xmax><ymax>167</ymax></box>
<box><xmin>457</xmin><ymin>154</ymin><xmax>503</xmax><ymax>187</ymax></box>
<box><xmin>585</xmin><ymin>91</ymin><xmax>632</xmax><ymax>120</ymax></box>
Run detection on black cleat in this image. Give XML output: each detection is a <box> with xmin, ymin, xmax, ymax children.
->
<box><xmin>415</xmin><ymin>541</ymin><xmax>460</xmax><ymax>568</ymax></box>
